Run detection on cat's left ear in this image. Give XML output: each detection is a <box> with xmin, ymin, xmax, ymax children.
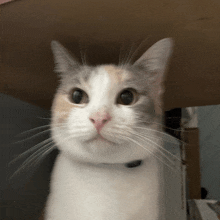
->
<box><xmin>51</xmin><ymin>41</ymin><xmax>80</xmax><ymax>74</ymax></box>
<box><xmin>134</xmin><ymin>38</ymin><xmax>173</xmax><ymax>114</ymax></box>
<box><xmin>134</xmin><ymin>38</ymin><xmax>173</xmax><ymax>86</ymax></box>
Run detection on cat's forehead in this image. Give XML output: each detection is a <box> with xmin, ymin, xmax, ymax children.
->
<box><xmin>88</xmin><ymin>65</ymin><xmax>132</xmax><ymax>88</ymax></box>
<box><xmin>59</xmin><ymin>64</ymin><xmax>147</xmax><ymax>93</ymax></box>
<box><xmin>91</xmin><ymin>65</ymin><xmax>148</xmax><ymax>92</ymax></box>
<box><xmin>102</xmin><ymin>65</ymin><xmax>130</xmax><ymax>84</ymax></box>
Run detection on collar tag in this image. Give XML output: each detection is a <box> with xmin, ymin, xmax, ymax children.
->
<box><xmin>125</xmin><ymin>160</ymin><xmax>142</xmax><ymax>168</ymax></box>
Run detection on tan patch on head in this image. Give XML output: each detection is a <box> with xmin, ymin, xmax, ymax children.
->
<box><xmin>52</xmin><ymin>93</ymin><xmax>77</xmax><ymax>124</ymax></box>
<box><xmin>104</xmin><ymin>65</ymin><xmax>131</xmax><ymax>85</ymax></box>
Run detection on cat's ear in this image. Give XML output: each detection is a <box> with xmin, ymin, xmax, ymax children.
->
<box><xmin>51</xmin><ymin>41</ymin><xmax>79</xmax><ymax>73</ymax></box>
<box><xmin>134</xmin><ymin>38</ymin><xmax>173</xmax><ymax>83</ymax></box>
<box><xmin>134</xmin><ymin>38</ymin><xmax>173</xmax><ymax>114</ymax></box>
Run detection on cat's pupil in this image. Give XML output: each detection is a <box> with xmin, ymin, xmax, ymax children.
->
<box><xmin>72</xmin><ymin>89</ymin><xmax>84</xmax><ymax>104</ymax></box>
<box><xmin>120</xmin><ymin>90</ymin><xmax>133</xmax><ymax>105</ymax></box>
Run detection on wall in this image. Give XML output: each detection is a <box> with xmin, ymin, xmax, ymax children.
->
<box><xmin>198</xmin><ymin>105</ymin><xmax>220</xmax><ymax>200</ymax></box>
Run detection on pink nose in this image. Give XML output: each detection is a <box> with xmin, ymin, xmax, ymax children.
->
<box><xmin>89</xmin><ymin>112</ymin><xmax>111</xmax><ymax>133</ymax></box>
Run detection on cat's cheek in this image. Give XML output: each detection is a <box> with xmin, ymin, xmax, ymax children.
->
<box><xmin>51</xmin><ymin>127</ymin><xmax>66</xmax><ymax>151</ymax></box>
<box><xmin>51</xmin><ymin>93</ymin><xmax>75</xmax><ymax>123</ymax></box>
<box><xmin>52</xmin><ymin>111</ymin><xmax>69</xmax><ymax>125</ymax></box>
<box><xmin>114</xmin><ymin>107</ymin><xmax>136</xmax><ymax>127</ymax></box>
<box><xmin>67</xmin><ymin>109</ymin><xmax>96</xmax><ymax>140</ymax></box>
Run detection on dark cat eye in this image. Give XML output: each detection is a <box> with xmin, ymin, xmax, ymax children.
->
<box><xmin>70</xmin><ymin>89</ymin><xmax>88</xmax><ymax>104</ymax></box>
<box><xmin>117</xmin><ymin>89</ymin><xmax>136</xmax><ymax>105</ymax></box>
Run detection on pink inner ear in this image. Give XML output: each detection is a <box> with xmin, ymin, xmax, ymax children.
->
<box><xmin>150</xmin><ymin>73</ymin><xmax>164</xmax><ymax>116</ymax></box>
<box><xmin>0</xmin><ymin>0</ymin><xmax>14</xmax><ymax>4</ymax></box>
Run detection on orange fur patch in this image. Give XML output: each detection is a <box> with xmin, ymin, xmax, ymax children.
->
<box><xmin>104</xmin><ymin>65</ymin><xmax>130</xmax><ymax>85</ymax></box>
<box><xmin>52</xmin><ymin>93</ymin><xmax>77</xmax><ymax>124</ymax></box>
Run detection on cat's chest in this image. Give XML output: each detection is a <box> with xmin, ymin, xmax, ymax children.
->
<box><xmin>46</xmin><ymin>153</ymin><xmax>162</xmax><ymax>220</ymax></box>
<box><xmin>51</xmin><ymin>154</ymin><xmax>151</xmax><ymax>199</ymax></box>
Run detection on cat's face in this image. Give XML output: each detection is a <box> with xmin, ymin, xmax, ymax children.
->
<box><xmin>51</xmin><ymin>39</ymin><xmax>173</xmax><ymax>164</ymax></box>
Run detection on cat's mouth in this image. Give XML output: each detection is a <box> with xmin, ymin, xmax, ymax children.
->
<box><xmin>87</xmin><ymin>134</ymin><xmax>116</xmax><ymax>145</ymax></box>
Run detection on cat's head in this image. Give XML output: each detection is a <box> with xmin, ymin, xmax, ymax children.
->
<box><xmin>51</xmin><ymin>39</ymin><xmax>173</xmax><ymax>164</ymax></box>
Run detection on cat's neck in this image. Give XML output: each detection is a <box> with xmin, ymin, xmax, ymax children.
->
<box><xmin>46</xmin><ymin>152</ymin><xmax>165</xmax><ymax>220</ymax></box>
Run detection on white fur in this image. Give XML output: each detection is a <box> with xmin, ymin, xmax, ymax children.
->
<box><xmin>46</xmin><ymin>151</ymin><xmax>164</xmax><ymax>220</ymax></box>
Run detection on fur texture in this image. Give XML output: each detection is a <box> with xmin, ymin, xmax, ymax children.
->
<box><xmin>45</xmin><ymin>38</ymin><xmax>173</xmax><ymax>220</ymax></box>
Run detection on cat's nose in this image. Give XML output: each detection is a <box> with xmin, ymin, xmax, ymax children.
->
<box><xmin>89</xmin><ymin>112</ymin><xmax>111</xmax><ymax>133</ymax></box>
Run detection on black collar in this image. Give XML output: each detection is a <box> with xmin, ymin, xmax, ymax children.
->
<box><xmin>125</xmin><ymin>160</ymin><xmax>142</xmax><ymax>168</ymax></box>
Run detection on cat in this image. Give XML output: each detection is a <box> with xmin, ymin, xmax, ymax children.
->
<box><xmin>45</xmin><ymin>38</ymin><xmax>173</xmax><ymax>220</ymax></box>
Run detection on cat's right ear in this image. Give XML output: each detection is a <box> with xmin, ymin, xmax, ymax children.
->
<box><xmin>51</xmin><ymin>41</ymin><xmax>79</xmax><ymax>73</ymax></box>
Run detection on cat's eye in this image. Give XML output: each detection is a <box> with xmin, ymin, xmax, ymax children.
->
<box><xmin>70</xmin><ymin>88</ymin><xmax>88</xmax><ymax>104</ymax></box>
<box><xmin>117</xmin><ymin>89</ymin><xmax>137</xmax><ymax>105</ymax></box>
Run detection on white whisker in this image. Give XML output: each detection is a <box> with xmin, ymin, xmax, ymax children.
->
<box><xmin>10</xmin><ymin>144</ymin><xmax>55</xmax><ymax>179</ymax></box>
<box><xmin>19</xmin><ymin>143</ymin><xmax>55</xmax><ymax>168</ymax></box>
<box><xmin>10</xmin><ymin>130</ymin><xmax>83</xmax><ymax>178</ymax></box>
<box><xmin>33</xmin><ymin>144</ymin><xmax>57</xmax><ymax>166</ymax></box>
<box><xmin>126</xmin><ymin>38</ymin><xmax>149</xmax><ymax>65</ymax></box>
<box><xmin>134</xmin><ymin>126</ymin><xmax>185</xmax><ymax>144</ymax></box>
<box><xmin>10</xmin><ymin>138</ymin><xmax>54</xmax><ymax>165</ymax></box>
<box><xmin>14</xmin><ymin>129</ymin><xmax>52</xmax><ymax>144</ymax></box>
<box><xmin>11</xmin><ymin>123</ymin><xmax>89</xmax><ymax>178</ymax></box>
<box><xmin>80</xmin><ymin>49</ymin><xmax>87</xmax><ymax>66</ymax></box>
<box><xmin>14</xmin><ymin>122</ymin><xmax>87</xmax><ymax>144</ymax></box>
<box><xmin>110</xmin><ymin>125</ymin><xmax>181</xmax><ymax>169</ymax></box>
<box><xmin>113</xmin><ymin>123</ymin><xmax>180</xmax><ymax>145</ymax></box>
<box><xmin>114</xmin><ymin>126</ymin><xmax>178</xmax><ymax>164</ymax></box>
<box><xmin>118</xmin><ymin>44</ymin><xmax>123</xmax><ymax>66</ymax></box>
<box><xmin>115</xmin><ymin>132</ymin><xmax>176</xmax><ymax>171</ymax></box>
<box><xmin>121</xmin><ymin>43</ymin><xmax>135</xmax><ymax>67</ymax></box>
<box><xmin>130</xmin><ymin>131</ymin><xmax>179</xmax><ymax>164</ymax></box>
<box><xmin>37</xmin><ymin>116</ymin><xmax>51</xmax><ymax>120</ymax></box>
<box><xmin>10</xmin><ymin>126</ymin><xmax>68</xmax><ymax>164</ymax></box>
<box><xmin>137</xmin><ymin>130</ymin><xmax>181</xmax><ymax>147</ymax></box>
<box><xmin>17</xmin><ymin>124</ymin><xmax>51</xmax><ymax>136</ymax></box>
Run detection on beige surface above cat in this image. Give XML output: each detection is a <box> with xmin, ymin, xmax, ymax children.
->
<box><xmin>1</xmin><ymin>0</ymin><xmax>220</xmax><ymax>110</ymax></box>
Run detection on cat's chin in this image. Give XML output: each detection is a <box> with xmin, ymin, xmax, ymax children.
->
<box><xmin>54</xmin><ymin>131</ymin><xmax>154</xmax><ymax>164</ymax></box>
